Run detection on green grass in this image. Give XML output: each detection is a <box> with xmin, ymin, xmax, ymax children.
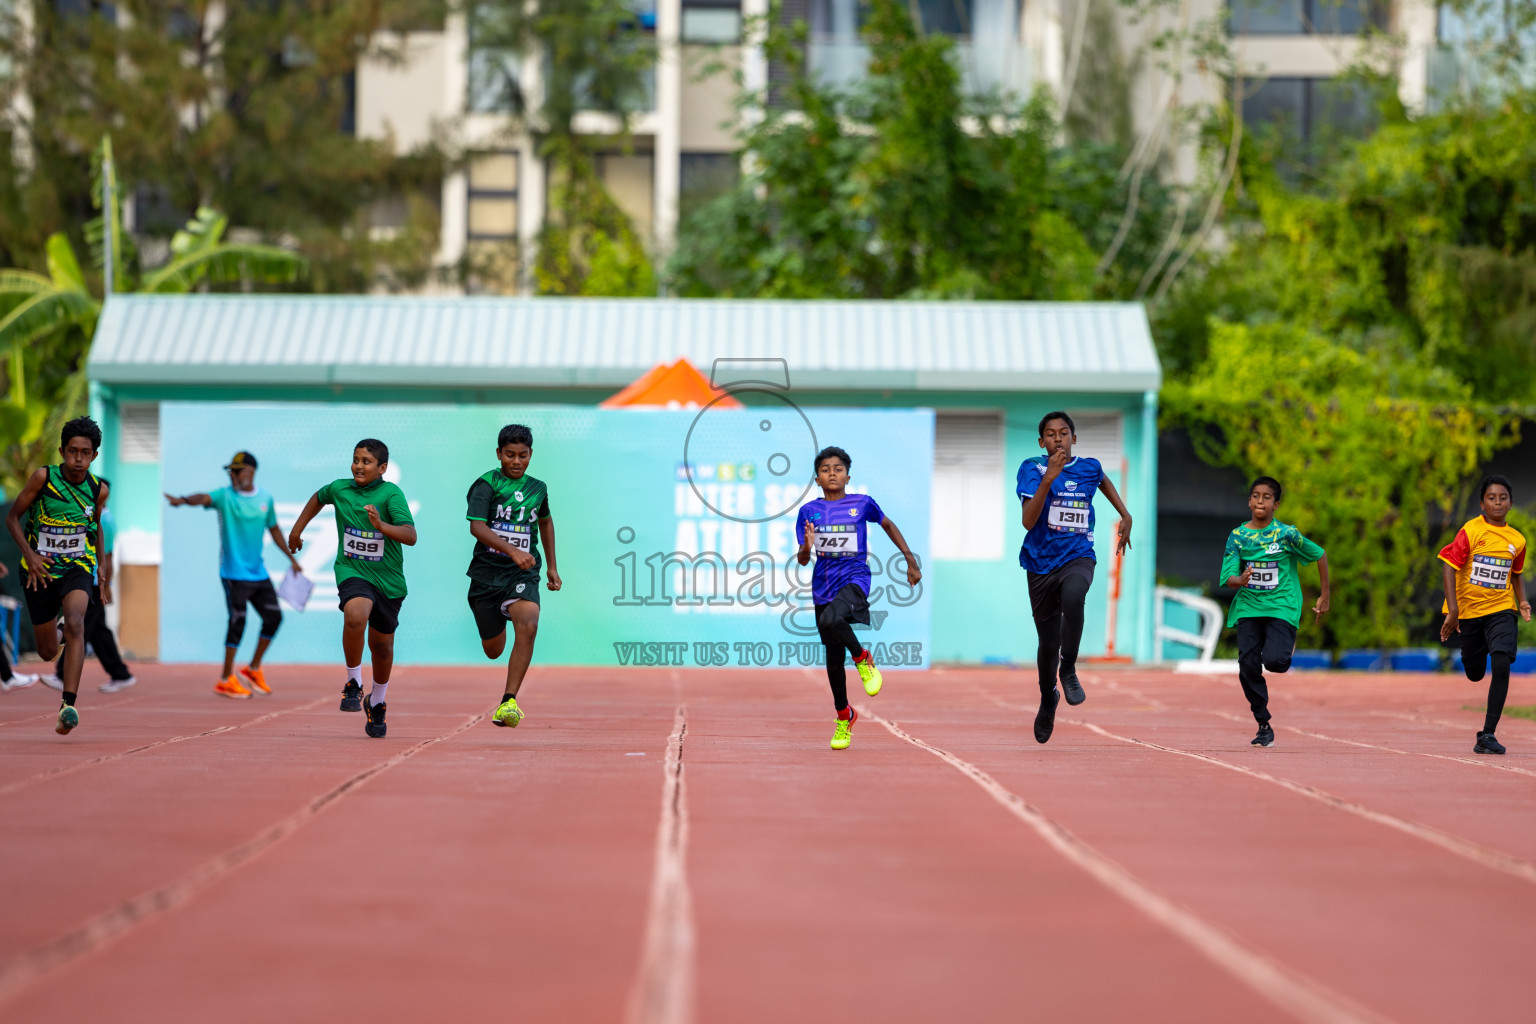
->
<box><xmin>1463</xmin><ymin>705</ymin><xmax>1536</xmax><ymax>720</ymax></box>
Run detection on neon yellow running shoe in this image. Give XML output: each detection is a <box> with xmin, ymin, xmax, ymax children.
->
<box><xmin>830</xmin><ymin>706</ymin><xmax>858</xmax><ymax>749</ymax></box>
<box><xmin>492</xmin><ymin>697</ymin><xmax>524</xmax><ymax>728</ymax></box>
<box><xmin>855</xmin><ymin>651</ymin><xmax>882</xmax><ymax>697</ymax></box>
<box><xmin>55</xmin><ymin>704</ymin><xmax>79</xmax><ymax>735</ymax></box>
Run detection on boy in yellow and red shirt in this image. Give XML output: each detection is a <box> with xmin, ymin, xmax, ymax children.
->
<box><xmin>1440</xmin><ymin>474</ymin><xmax>1532</xmax><ymax>755</ymax></box>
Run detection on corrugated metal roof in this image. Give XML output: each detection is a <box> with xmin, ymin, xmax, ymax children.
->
<box><xmin>88</xmin><ymin>295</ymin><xmax>1161</xmax><ymax>392</ymax></box>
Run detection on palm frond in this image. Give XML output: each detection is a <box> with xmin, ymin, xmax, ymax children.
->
<box><xmin>0</xmin><ymin>271</ymin><xmax>53</xmax><ymax>295</ymax></box>
<box><xmin>140</xmin><ymin>244</ymin><xmax>306</xmax><ymax>294</ymax></box>
<box><xmin>0</xmin><ymin>289</ymin><xmax>100</xmax><ymax>351</ymax></box>
<box><xmin>46</xmin><ymin>234</ymin><xmax>89</xmax><ymax>294</ymax></box>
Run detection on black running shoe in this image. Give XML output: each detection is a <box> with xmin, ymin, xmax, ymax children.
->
<box><xmin>1060</xmin><ymin>666</ymin><xmax>1086</xmax><ymax>706</ymax></box>
<box><xmin>1034</xmin><ymin>688</ymin><xmax>1060</xmax><ymax>744</ymax></box>
<box><xmin>1252</xmin><ymin>723</ymin><xmax>1274</xmax><ymax>747</ymax></box>
<box><xmin>363</xmin><ymin>698</ymin><xmax>387</xmax><ymax>738</ymax></box>
<box><xmin>340</xmin><ymin>680</ymin><xmax>363</xmax><ymax>713</ymax></box>
<box><xmin>1474</xmin><ymin>731</ymin><xmax>1506</xmax><ymax>755</ymax></box>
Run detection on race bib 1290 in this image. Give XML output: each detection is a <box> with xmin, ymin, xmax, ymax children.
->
<box><xmin>1470</xmin><ymin>554</ymin><xmax>1512</xmax><ymax>590</ymax></box>
<box><xmin>1047</xmin><ymin>500</ymin><xmax>1090</xmax><ymax>534</ymax></box>
<box><xmin>342</xmin><ymin>526</ymin><xmax>385</xmax><ymax>562</ymax></box>
<box><xmin>1246</xmin><ymin>560</ymin><xmax>1280</xmax><ymax>591</ymax></box>
<box><xmin>35</xmin><ymin>525</ymin><xmax>88</xmax><ymax>557</ymax></box>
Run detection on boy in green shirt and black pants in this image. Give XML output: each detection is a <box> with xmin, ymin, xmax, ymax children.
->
<box><xmin>289</xmin><ymin>438</ymin><xmax>417</xmax><ymax>738</ymax></box>
<box><xmin>1220</xmin><ymin>476</ymin><xmax>1330</xmax><ymax>747</ymax></box>
<box><xmin>465</xmin><ymin>424</ymin><xmax>561</xmax><ymax>728</ymax></box>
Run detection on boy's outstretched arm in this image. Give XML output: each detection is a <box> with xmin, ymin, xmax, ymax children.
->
<box><xmin>165</xmin><ymin>492</ymin><xmax>213</xmax><ymax>507</ymax></box>
<box><xmin>1440</xmin><ymin>562</ymin><xmax>1460</xmax><ymax>640</ymax></box>
<box><xmin>1097</xmin><ymin>476</ymin><xmax>1134</xmax><ymax>555</ymax></box>
<box><xmin>6</xmin><ymin>468</ymin><xmax>53</xmax><ymax>589</ymax></box>
<box><xmin>1311</xmin><ymin>553</ymin><xmax>1330</xmax><ymax>624</ymax></box>
<box><xmin>287</xmin><ymin>493</ymin><xmax>324</xmax><ymax>554</ymax></box>
<box><xmin>880</xmin><ymin>517</ymin><xmax>922</xmax><ymax>586</ymax></box>
<box><xmin>538</xmin><ymin>516</ymin><xmax>561</xmax><ymax>590</ymax></box>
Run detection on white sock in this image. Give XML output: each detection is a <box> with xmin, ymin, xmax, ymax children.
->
<box><xmin>369</xmin><ymin>683</ymin><xmax>388</xmax><ymax>706</ymax></box>
<box><xmin>346</xmin><ymin>664</ymin><xmax>362</xmax><ymax>684</ymax></box>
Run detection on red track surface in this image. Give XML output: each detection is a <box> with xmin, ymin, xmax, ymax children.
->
<box><xmin>3</xmin><ymin>662</ymin><xmax>1536</xmax><ymax>1023</ymax></box>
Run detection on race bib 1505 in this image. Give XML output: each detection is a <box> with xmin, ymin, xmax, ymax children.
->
<box><xmin>342</xmin><ymin>526</ymin><xmax>385</xmax><ymax>562</ymax></box>
<box><xmin>36</xmin><ymin>525</ymin><xmax>88</xmax><ymax>557</ymax></box>
<box><xmin>1246</xmin><ymin>560</ymin><xmax>1280</xmax><ymax>591</ymax></box>
<box><xmin>490</xmin><ymin>522</ymin><xmax>533</xmax><ymax>555</ymax></box>
<box><xmin>1470</xmin><ymin>554</ymin><xmax>1512</xmax><ymax>590</ymax></box>
<box><xmin>813</xmin><ymin>524</ymin><xmax>859</xmax><ymax>557</ymax></box>
<box><xmin>1047</xmin><ymin>500</ymin><xmax>1090</xmax><ymax>534</ymax></box>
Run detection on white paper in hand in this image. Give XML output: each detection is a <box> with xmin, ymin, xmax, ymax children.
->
<box><xmin>277</xmin><ymin>568</ymin><xmax>314</xmax><ymax>611</ymax></box>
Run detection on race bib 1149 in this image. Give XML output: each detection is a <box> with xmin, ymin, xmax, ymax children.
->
<box><xmin>1047</xmin><ymin>500</ymin><xmax>1090</xmax><ymax>534</ymax></box>
<box><xmin>36</xmin><ymin>525</ymin><xmax>88</xmax><ymax>557</ymax></box>
<box><xmin>1470</xmin><ymin>554</ymin><xmax>1512</xmax><ymax>590</ymax></box>
<box><xmin>342</xmin><ymin>526</ymin><xmax>385</xmax><ymax>562</ymax></box>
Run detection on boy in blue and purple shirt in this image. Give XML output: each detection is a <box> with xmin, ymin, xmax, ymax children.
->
<box><xmin>1017</xmin><ymin>411</ymin><xmax>1133</xmax><ymax>745</ymax></box>
<box><xmin>795</xmin><ymin>446</ymin><xmax>922</xmax><ymax>750</ymax></box>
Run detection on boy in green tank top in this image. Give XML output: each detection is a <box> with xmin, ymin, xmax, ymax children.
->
<box><xmin>466</xmin><ymin>424</ymin><xmax>561</xmax><ymax>728</ymax></box>
<box><xmin>289</xmin><ymin>438</ymin><xmax>417</xmax><ymax>738</ymax></box>
<box><xmin>4</xmin><ymin>417</ymin><xmax>111</xmax><ymax>735</ymax></box>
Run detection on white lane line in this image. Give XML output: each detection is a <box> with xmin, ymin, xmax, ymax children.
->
<box><xmin>0</xmin><ymin>697</ymin><xmax>332</xmax><ymax>797</ymax></box>
<box><xmin>1071</xmin><ymin>719</ymin><xmax>1536</xmax><ymax>887</ymax></box>
<box><xmin>0</xmin><ymin>694</ymin><xmax>149</xmax><ymax>728</ymax></box>
<box><xmin>1201</xmin><ymin>709</ymin><xmax>1536</xmax><ymax>781</ymax></box>
<box><xmin>0</xmin><ymin>710</ymin><xmax>486</xmax><ymax>1007</ymax></box>
<box><xmin>862</xmin><ymin>706</ymin><xmax>1393</xmax><ymax>1024</ymax></box>
<box><xmin>626</xmin><ymin>707</ymin><xmax>695</xmax><ymax>1024</ymax></box>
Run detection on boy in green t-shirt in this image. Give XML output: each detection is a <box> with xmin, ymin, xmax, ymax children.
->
<box><xmin>289</xmin><ymin>438</ymin><xmax>417</xmax><ymax>738</ymax></box>
<box><xmin>1219</xmin><ymin>476</ymin><xmax>1330</xmax><ymax>747</ymax></box>
<box><xmin>464</xmin><ymin>424</ymin><xmax>562</xmax><ymax>728</ymax></box>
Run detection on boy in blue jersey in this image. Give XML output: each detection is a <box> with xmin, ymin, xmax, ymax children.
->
<box><xmin>1017</xmin><ymin>412</ymin><xmax>1133</xmax><ymax>744</ymax></box>
<box><xmin>795</xmin><ymin>446</ymin><xmax>922</xmax><ymax>750</ymax></box>
<box><xmin>167</xmin><ymin>451</ymin><xmax>302</xmax><ymax>699</ymax></box>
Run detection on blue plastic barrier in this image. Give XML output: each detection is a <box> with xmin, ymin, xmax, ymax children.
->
<box><xmin>1389</xmin><ymin>648</ymin><xmax>1441</xmax><ymax>672</ymax></box>
<box><xmin>1337</xmin><ymin>649</ymin><xmax>1384</xmax><ymax>671</ymax></box>
<box><xmin>1290</xmin><ymin>649</ymin><xmax>1332</xmax><ymax>670</ymax></box>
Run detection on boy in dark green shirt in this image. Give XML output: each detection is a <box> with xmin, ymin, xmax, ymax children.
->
<box><xmin>1220</xmin><ymin>476</ymin><xmax>1330</xmax><ymax>747</ymax></box>
<box><xmin>289</xmin><ymin>438</ymin><xmax>417</xmax><ymax>738</ymax></box>
<box><xmin>465</xmin><ymin>424</ymin><xmax>561</xmax><ymax>728</ymax></box>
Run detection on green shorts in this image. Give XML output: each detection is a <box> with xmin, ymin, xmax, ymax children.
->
<box><xmin>467</xmin><ymin>575</ymin><xmax>541</xmax><ymax>640</ymax></box>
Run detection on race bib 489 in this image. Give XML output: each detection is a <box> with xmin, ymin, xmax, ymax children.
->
<box><xmin>342</xmin><ymin>526</ymin><xmax>386</xmax><ymax>562</ymax></box>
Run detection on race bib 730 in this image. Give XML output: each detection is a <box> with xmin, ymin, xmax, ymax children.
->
<box><xmin>489</xmin><ymin>522</ymin><xmax>533</xmax><ymax>555</ymax></box>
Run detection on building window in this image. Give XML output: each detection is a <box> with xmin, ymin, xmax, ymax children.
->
<box><xmin>467</xmin><ymin>152</ymin><xmax>519</xmax><ymax>241</ymax></box>
<box><xmin>1227</xmin><ymin>0</ymin><xmax>1386</xmax><ymax>35</ymax></box>
<box><xmin>467</xmin><ymin>6</ymin><xmax>521</xmax><ymax>114</ymax></box>
<box><xmin>120</xmin><ymin>403</ymin><xmax>161</xmax><ymax>464</ymax></box>
<box><xmin>1065</xmin><ymin>412</ymin><xmax>1124</xmax><ymax>470</ymax></box>
<box><xmin>1240</xmin><ymin>76</ymin><xmax>1378</xmax><ymax>144</ymax></box>
<box><xmin>597</xmin><ymin>152</ymin><xmax>655</xmax><ymax>235</ymax></box>
<box><xmin>931</xmin><ymin>412</ymin><xmax>1003</xmax><ymax>561</ymax></box>
<box><xmin>683</xmin><ymin>0</ymin><xmax>742</xmax><ymax>42</ymax></box>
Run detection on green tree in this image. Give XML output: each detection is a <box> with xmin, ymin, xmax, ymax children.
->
<box><xmin>669</xmin><ymin>0</ymin><xmax>1108</xmax><ymax>299</ymax></box>
<box><xmin>465</xmin><ymin>0</ymin><xmax>656</xmax><ymax>294</ymax></box>
<box><xmin>0</xmin><ymin>0</ymin><xmax>443</xmax><ymax>290</ymax></box>
<box><xmin>1163</xmin><ymin>320</ymin><xmax>1517</xmax><ymax>649</ymax></box>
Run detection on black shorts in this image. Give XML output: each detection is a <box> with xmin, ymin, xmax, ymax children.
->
<box><xmin>814</xmin><ymin>582</ymin><xmax>871</xmax><ymax>629</ymax></box>
<box><xmin>1460</xmin><ymin>610</ymin><xmax>1518</xmax><ymax>674</ymax></box>
<box><xmin>223</xmin><ymin>578</ymin><xmax>281</xmax><ymax>617</ymax></box>
<box><xmin>467</xmin><ymin>575</ymin><xmax>541</xmax><ymax>640</ymax></box>
<box><xmin>24</xmin><ymin>568</ymin><xmax>95</xmax><ymax>626</ymax></box>
<box><xmin>337</xmin><ymin>577</ymin><xmax>405</xmax><ymax>635</ymax></box>
<box><xmin>1026</xmin><ymin>557</ymin><xmax>1095</xmax><ymax>622</ymax></box>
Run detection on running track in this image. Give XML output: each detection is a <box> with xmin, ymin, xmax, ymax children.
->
<box><xmin>2</xmin><ymin>664</ymin><xmax>1535</xmax><ymax>1023</ymax></box>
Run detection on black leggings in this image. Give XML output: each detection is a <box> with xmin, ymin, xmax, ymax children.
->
<box><xmin>1470</xmin><ymin>652</ymin><xmax>1514</xmax><ymax>735</ymax></box>
<box><xmin>1029</xmin><ymin>562</ymin><xmax>1093</xmax><ymax>697</ymax></box>
<box><xmin>223</xmin><ymin>579</ymin><xmax>283</xmax><ymax>649</ymax></box>
<box><xmin>816</xmin><ymin>603</ymin><xmax>865</xmax><ymax>712</ymax></box>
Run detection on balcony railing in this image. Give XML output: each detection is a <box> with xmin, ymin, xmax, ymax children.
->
<box><xmin>806</xmin><ymin>34</ymin><xmax>1031</xmax><ymax>97</ymax></box>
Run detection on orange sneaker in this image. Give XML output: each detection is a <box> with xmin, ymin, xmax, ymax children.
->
<box><xmin>239</xmin><ymin>666</ymin><xmax>271</xmax><ymax>695</ymax></box>
<box><xmin>215</xmin><ymin>675</ymin><xmax>253</xmax><ymax>700</ymax></box>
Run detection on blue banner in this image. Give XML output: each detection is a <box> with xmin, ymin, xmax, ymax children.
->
<box><xmin>160</xmin><ymin>402</ymin><xmax>933</xmax><ymax>667</ymax></box>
